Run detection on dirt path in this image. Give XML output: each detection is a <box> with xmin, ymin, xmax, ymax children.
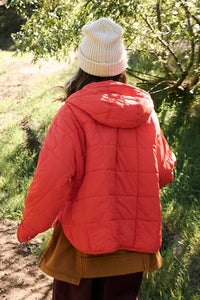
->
<box><xmin>0</xmin><ymin>218</ymin><xmax>53</xmax><ymax>300</ymax></box>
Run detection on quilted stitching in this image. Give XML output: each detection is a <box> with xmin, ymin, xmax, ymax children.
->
<box><xmin>17</xmin><ymin>81</ymin><xmax>176</xmax><ymax>254</ymax></box>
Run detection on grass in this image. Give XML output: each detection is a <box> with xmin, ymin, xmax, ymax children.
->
<box><xmin>0</xmin><ymin>51</ymin><xmax>75</xmax><ymax>218</ymax></box>
<box><xmin>0</xmin><ymin>51</ymin><xmax>200</xmax><ymax>299</ymax></box>
<box><xmin>139</xmin><ymin>94</ymin><xmax>200</xmax><ymax>299</ymax></box>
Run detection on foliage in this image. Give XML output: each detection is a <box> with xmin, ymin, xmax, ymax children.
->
<box><xmin>0</xmin><ymin>0</ymin><xmax>43</xmax><ymax>49</ymax></box>
<box><xmin>9</xmin><ymin>0</ymin><xmax>200</xmax><ymax>92</ymax></box>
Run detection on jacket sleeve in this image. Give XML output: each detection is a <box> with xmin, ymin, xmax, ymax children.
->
<box><xmin>17</xmin><ymin>105</ymin><xmax>76</xmax><ymax>243</ymax></box>
<box><xmin>157</xmin><ymin>130</ymin><xmax>176</xmax><ymax>189</ymax></box>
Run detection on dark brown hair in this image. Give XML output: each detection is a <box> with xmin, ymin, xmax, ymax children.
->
<box><xmin>56</xmin><ymin>68</ymin><xmax>127</xmax><ymax>102</ymax></box>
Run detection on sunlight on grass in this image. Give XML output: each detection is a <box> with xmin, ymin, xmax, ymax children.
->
<box><xmin>0</xmin><ymin>51</ymin><xmax>76</xmax><ymax>221</ymax></box>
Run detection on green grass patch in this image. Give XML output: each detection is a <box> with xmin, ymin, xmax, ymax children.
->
<box><xmin>139</xmin><ymin>95</ymin><xmax>200</xmax><ymax>299</ymax></box>
<box><xmin>0</xmin><ymin>51</ymin><xmax>75</xmax><ymax>219</ymax></box>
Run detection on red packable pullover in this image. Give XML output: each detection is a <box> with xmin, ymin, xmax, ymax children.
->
<box><xmin>17</xmin><ymin>81</ymin><xmax>176</xmax><ymax>254</ymax></box>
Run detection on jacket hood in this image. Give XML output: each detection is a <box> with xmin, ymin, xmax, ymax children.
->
<box><xmin>67</xmin><ymin>81</ymin><xmax>154</xmax><ymax>128</ymax></box>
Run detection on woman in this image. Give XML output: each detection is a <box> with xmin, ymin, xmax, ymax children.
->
<box><xmin>17</xmin><ymin>18</ymin><xmax>176</xmax><ymax>299</ymax></box>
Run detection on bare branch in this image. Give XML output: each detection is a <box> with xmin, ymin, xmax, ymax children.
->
<box><xmin>191</xmin><ymin>14</ymin><xmax>200</xmax><ymax>26</ymax></box>
<box><xmin>150</xmin><ymin>85</ymin><xmax>173</xmax><ymax>94</ymax></box>
<box><xmin>156</xmin><ymin>0</ymin><xmax>162</xmax><ymax>32</ymax></box>
<box><xmin>186</xmin><ymin>45</ymin><xmax>200</xmax><ymax>89</ymax></box>
<box><xmin>148</xmin><ymin>80</ymin><xmax>175</xmax><ymax>93</ymax></box>
<box><xmin>126</xmin><ymin>68</ymin><xmax>150</xmax><ymax>82</ymax></box>
<box><xmin>143</xmin><ymin>2</ymin><xmax>198</xmax><ymax>92</ymax></box>
<box><xmin>127</xmin><ymin>66</ymin><xmax>165</xmax><ymax>80</ymax></box>
<box><xmin>172</xmin><ymin>4</ymin><xmax>196</xmax><ymax>89</ymax></box>
<box><xmin>184</xmin><ymin>4</ymin><xmax>195</xmax><ymax>71</ymax></box>
<box><xmin>142</xmin><ymin>15</ymin><xmax>184</xmax><ymax>73</ymax></box>
<box><xmin>179</xmin><ymin>0</ymin><xmax>200</xmax><ymax>26</ymax></box>
<box><xmin>155</xmin><ymin>0</ymin><xmax>172</xmax><ymax>80</ymax></box>
<box><xmin>196</xmin><ymin>44</ymin><xmax>200</xmax><ymax>67</ymax></box>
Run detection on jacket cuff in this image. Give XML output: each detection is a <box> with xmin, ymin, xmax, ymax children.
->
<box><xmin>17</xmin><ymin>220</ymin><xmax>36</xmax><ymax>243</ymax></box>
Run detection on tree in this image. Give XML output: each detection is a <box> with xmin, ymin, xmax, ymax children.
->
<box><xmin>0</xmin><ymin>0</ymin><xmax>44</xmax><ymax>49</ymax></box>
<box><xmin>11</xmin><ymin>0</ymin><xmax>200</xmax><ymax>93</ymax></box>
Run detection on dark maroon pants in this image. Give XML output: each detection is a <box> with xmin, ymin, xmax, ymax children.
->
<box><xmin>52</xmin><ymin>272</ymin><xmax>143</xmax><ymax>300</ymax></box>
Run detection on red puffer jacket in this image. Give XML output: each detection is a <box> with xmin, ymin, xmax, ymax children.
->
<box><xmin>17</xmin><ymin>81</ymin><xmax>176</xmax><ymax>254</ymax></box>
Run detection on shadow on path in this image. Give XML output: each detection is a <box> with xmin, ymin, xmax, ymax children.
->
<box><xmin>0</xmin><ymin>218</ymin><xmax>52</xmax><ymax>300</ymax></box>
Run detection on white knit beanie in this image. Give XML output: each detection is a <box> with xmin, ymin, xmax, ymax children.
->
<box><xmin>78</xmin><ymin>18</ymin><xmax>127</xmax><ymax>77</ymax></box>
